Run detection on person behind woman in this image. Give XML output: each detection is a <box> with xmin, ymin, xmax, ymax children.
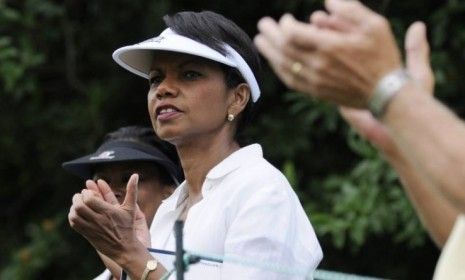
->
<box><xmin>63</xmin><ymin>126</ymin><xmax>183</xmax><ymax>279</ymax></box>
<box><xmin>68</xmin><ymin>11</ymin><xmax>322</xmax><ymax>279</ymax></box>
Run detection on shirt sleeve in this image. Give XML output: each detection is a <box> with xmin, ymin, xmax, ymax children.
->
<box><xmin>221</xmin><ymin>182</ymin><xmax>321</xmax><ymax>280</ymax></box>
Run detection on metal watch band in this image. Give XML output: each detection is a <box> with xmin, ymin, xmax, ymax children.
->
<box><xmin>140</xmin><ymin>259</ymin><xmax>158</xmax><ymax>280</ymax></box>
<box><xmin>369</xmin><ymin>68</ymin><xmax>410</xmax><ymax>118</ymax></box>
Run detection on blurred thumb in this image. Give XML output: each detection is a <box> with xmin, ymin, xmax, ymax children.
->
<box><xmin>122</xmin><ymin>174</ymin><xmax>139</xmax><ymax>212</ymax></box>
<box><xmin>405</xmin><ymin>21</ymin><xmax>434</xmax><ymax>93</ymax></box>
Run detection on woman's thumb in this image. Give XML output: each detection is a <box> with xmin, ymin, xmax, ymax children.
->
<box><xmin>405</xmin><ymin>21</ymin><xmax>434</xmax><ymax>93</ymax></box>
<box><xmin>122</xmin><ymin>174</ymin><xmax>139</xmax><ymax>212</ymax></box>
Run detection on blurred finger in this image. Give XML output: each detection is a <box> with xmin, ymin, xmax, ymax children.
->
<box><xmin>255</xmin><ymin>35</ymin><xmax>310</xmax><ymax>91</ymax></box>
<box><xmin>254</xmin><ymin>34</ymin><xmax>286</xmax><ymax>70</ymax></box>
<box><xmin>405</xmin><ymin>21</ymin><xmax>434</xmax><ymax>94</ymax></box>
<box><xmin>309</xmin><ymin>10</ymin><xmax>329</xmax><ymax>25</ymax></box>
<box><xmin>278</xmin><ymin>13</ymin><xmax>340</xmax><ymax>50</ymax></box>
<box><xmin>257</xmin><ymin>17</ymin><xmax>286</xmax><ymax>49</ymax></box>
<box><xmin>339</xmin><ymin>106</ymin><xmax>375</xmax><ymax>137</ymax></box>
<box><xmin>309</xmin><ymin>10</ymin><xmax>353</xmax><ymax>32</ymax></box>
<box><xmin>258</xmin><ymin>47</ymin><xmax>316</xmax><ymax>93</ymax></box>
<box><xmin>256</xmin><ymin>31</ymin><xmax>318</xmax><ymax>75</ymax></box>
<box><xmin>325</xmin><ymin>0</ymin><xmax>375</xmax><ymax>25</ymax></box>
<box><xmin>339</xmin><ymin>106</ymin><xmax>392</xmax><ymax>150</ymax></box>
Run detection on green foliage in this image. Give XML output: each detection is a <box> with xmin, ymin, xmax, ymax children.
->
<box><xmin>276</xmin><ymin>91</ymin><xmax>426</xmax><ymax>253</ymax></box>
<box><xmin>0</xmin><ymin>0</ymin><xmax>457</xmax><ymax>279</ymax></box>
<box><xmin>0</xmin><ymin>215</ymin><xmax>67</xmax><ymax>280</ymax></box>
<box><xmin>308</xmin><ymin>132</ymin><xmax>425</xmax><ymax>250</ymax></box>
<box><xmin>0</xmin><ymin>1</ymin><xmax>46</xmax><ymax>97</ymax></box>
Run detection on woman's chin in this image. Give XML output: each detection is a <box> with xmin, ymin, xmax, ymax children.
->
<box><xmin>155</xmin><ymin>129</ymin><xmax>183</xmax><ymax>144</ymax></box>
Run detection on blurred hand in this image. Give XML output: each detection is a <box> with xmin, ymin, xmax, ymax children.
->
<box><xmin>340</xmin><ymin>22</ymin><xmax>434</xmax><ymax>155</ymax></box>
<box><xmin>68</xmin><ymin>174</ymin><xmax>148</xmax><ymax>261</ymax></box>
<box><xmin>255</xmin><ymin>0</ymin><xmax>402</xmax><ymax>108</ymax></box>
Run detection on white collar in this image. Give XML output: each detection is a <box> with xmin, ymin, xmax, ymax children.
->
<box><xmin>206</xmin><ymin>144</ymin><xmax>262</xmax><ymax>180</ymax></box>
<box><xmin>162</xmin><ymin>144</ymin><xmax>263</xmax><ymax>210</ymax></box>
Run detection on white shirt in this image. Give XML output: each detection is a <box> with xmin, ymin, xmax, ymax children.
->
<box><xmin>150</xmin><ymin>144</ymin><xmax>323</xmax><ymax>279</ymax></box>
<box><xmin>433</xmin><ymin>214</ymin><xmax>465</xmax><ymax>280</ymax></box>
<box><xmin>93</xmin><ymin>269</ymin><xmax>111</xmax><ymax>280</ymax></box>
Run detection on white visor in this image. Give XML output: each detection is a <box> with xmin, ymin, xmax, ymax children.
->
<box><xmin>112</xmin><ymin>28</ymin><xmax>261</xmax><ymax>102</ymax></box>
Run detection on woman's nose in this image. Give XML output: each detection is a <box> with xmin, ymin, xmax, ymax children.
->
<box><xmin>155</xmin><ymin>76</ymin><xmax>179</xmax><ymax>100</ymax></box>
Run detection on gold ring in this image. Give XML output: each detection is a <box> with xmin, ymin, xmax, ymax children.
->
<box><xmin>291</xmin><ymin>62</ymin><xmax>302</xmax><ymax>74</ymax></box>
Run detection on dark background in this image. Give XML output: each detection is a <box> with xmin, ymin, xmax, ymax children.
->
<box><xmin>2</xmin><ymin>0</ymin><xmax>462</xmax><ymax>279</ymax></box>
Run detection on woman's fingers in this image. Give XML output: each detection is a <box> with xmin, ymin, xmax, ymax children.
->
<box><xmin>96</xmin><ymin>179</ymin><xmax>119</xmax><ymax>205</ymax></box>
<box><xmin>86</xmin><ymin>180</ymin><xmax>103</xmax><ymax>199</ymax></box>
<box><xmin>69</xmin><ymin>192</ymin><xmax>100</xmax><ymax>229</ymax></box>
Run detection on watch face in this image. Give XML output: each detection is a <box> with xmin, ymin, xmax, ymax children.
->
<box><xmin>147</xmin><ymin>260</ymin><xmax>158</xmax><ymax>270</ymax></box>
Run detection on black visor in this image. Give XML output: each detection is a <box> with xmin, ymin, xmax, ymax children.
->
<box><xmin>62</xmin><ymin>140</ymin><xmax>183</xmax><ymax>185</ymax></box>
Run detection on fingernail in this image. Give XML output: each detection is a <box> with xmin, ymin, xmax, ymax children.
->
<box><xmin>133</xmin><ymin>174</ymin><xmax>139</xmax><ymax>185</ymax></box>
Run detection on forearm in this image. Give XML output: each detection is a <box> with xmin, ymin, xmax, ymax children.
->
<box><xmin>383</xmin><ymin>145</ymin><xmax>459</xmax><ymax>247</ymax></box>
<box><xmin>383</xmin><ymin>83</ymin><xmax>465</xmax><ymax>213</ymax></box>
<box><xmin>97</xmin><ymin>251</ymin><xmax>122</xmax><ymax>280</ymax></box>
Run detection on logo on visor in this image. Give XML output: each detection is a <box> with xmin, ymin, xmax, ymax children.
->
<box><xmin>90</xmin><ymin>151</ymin><xmax>115</xmax><ymax>160</ymax></box>
<box><xmin>141</xmin><ymin>36</ymin><xmax>165</xmax><ymax>44</ymax></box>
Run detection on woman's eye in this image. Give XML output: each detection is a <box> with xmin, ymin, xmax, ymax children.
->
<box><xmin>149</xmin><ymin>75</ymin><xmax>163</xmax><ymax>86</ymax></box>
<box><xmin>183</xmin><ymin>71</ymin><xmax>201</xmax><ymax>80</ymax></box>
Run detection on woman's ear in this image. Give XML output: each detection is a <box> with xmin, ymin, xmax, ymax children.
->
<box><xmin>162</xmin><ymin>185</ymin><xmax>175</xmax><ymax>199</ymax></box>
<box><xmin>228</xmin><ymin>83</ymin><xmax>250</xmax><ymax>116</ymax></box>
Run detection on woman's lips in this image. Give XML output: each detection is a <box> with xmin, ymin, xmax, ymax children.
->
<box><xmin>156</xmin><ymin>106</ymin><xmax>182</xmax><ymax>121</ymax></box>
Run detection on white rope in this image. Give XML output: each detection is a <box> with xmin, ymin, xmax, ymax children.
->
<box><xmin>183</xmin><ymin>250</ymin><xmax>387</xmax><ymax>280</ymax></box>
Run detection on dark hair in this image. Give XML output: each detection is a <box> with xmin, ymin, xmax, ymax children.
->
<box><xmin>104</xmin><ymin>126</ymin><xmax>182</xmax><ymax>185</ymax></box>
<box><xmin>163</xmin><ymin>11</ymin><xmax>262</xmax><ymax>144</ymax></box>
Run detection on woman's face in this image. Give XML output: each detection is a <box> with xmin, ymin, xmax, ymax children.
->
<box><xmin>147</xmin><ymin>52</ymin><xmax>234</xmax><ymax>144</ymax></box>
<box><xmin>93</xmin><ymin>161</ymin><xmax>174</xmax><ymax>225</ymax></box>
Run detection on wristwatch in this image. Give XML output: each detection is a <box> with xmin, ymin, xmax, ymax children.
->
<box><xmin>369</xmin><ymin>68</ymin><xmax>410</xmax><ymax>118</ymax></box>
<box><xmin>140</xmin><ymin>259</ymin><xmax>158</xmax><ymax>280</ymax></box>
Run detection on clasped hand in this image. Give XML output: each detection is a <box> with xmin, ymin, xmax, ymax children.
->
<box><xmin>68</xmin><ymin>174</ymin><xmax>151</xmax><ymax>263</ymax></box>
